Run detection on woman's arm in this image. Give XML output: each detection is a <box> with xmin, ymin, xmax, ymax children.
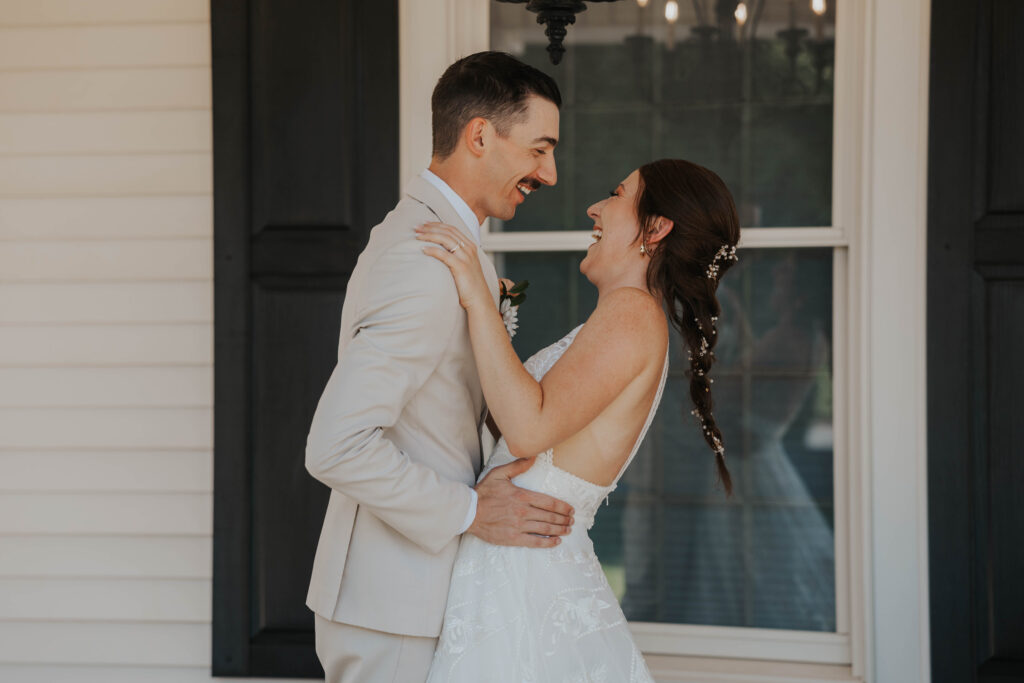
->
<box><xmin>416</xmin><ymin>222</ymin><xmax>666</xmax><ymax>458</ymax></box>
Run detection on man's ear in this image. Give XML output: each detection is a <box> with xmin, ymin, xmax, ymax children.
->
<box><xmin>648</xmin><ymin>218</ymin><xmax>674</xmax><ymax>246</ymax></box>
<box><xmin>462</xmin><ymin>117</ymin><xmax>489</xmax><ymax>158</ymax></box>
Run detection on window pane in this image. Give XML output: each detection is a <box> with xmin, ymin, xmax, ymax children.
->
<box><xmin>490</xmin><ymin>0</ymin><xmax>836</xmax><ymax>230</ymax></box>
<box><xmin>498</xmin><ymin>247</ymin><xmax>836</xmax><ymax>631</ymax></box>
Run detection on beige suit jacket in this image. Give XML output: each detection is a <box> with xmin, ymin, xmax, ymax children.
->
<box><xmin>305</xmin><ymin>174</ymin><xmax>499</xmax><ymax>638</ymax></box>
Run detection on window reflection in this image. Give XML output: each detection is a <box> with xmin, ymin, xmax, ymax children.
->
<box><xmin>490</xmin><ymin>0</ymin><xmax>836</xmax><ymax>230</ymax></box>
<box><xmin>499</xmin><ymin>248</ymin><xmax>835</xmax><ymax>631</ymax></box>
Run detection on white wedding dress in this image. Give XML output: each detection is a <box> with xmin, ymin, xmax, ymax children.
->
<box><xmin>426</xmin><ymin>324</ymin><xmax>667</xmax><ymax>683</ymax></box>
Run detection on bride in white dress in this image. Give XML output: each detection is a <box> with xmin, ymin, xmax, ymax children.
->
<box><xmin>415</xmin><ymin>159</ymin><xmax>741</xmax><ymax>682</ymax></box>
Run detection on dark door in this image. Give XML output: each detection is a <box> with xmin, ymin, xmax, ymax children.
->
<box><xmin>928</xmin><ymin>1</ymin><xmax>1024</xmax><ymax>682</ymax></box>
<box><xmin>211</xmin><ymin>0</ymin><xmax>397</xmax><ymax>676</ymax></box>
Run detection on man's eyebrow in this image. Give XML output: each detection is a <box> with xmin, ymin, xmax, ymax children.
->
<box><xmin>532</xmin><ymin>136</ymin><xmax>558</xmax><ymax>148</ymax></box>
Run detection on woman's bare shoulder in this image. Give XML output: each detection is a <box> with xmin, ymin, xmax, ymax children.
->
<box><xmin>582</xmin><ymin>287</ymin><xmax>669</xmax><ymax>357</ymax></box>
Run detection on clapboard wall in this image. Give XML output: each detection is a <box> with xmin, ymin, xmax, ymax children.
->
<box><xmin>0</xmin><ymin>1</ymin><xmax>302</xmax><ymax>680</ymax></box>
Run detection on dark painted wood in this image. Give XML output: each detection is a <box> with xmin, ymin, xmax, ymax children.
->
<box><xmin>251</xmin><ymin>284</ymin><xmax>341</xmax><ymax>633</ymax></box>
<box><xmin>987</xmin><ymin>1</ymin><xmax>1024</xmax><ymax>213</ymax></box>
<box><xmin>212</xmin><ymin>0</ymin><xmax>398</xmax><ymax>676</ymax></box>
<box><xmin>211</xmin><ymin>0</ymin><xmax>251</xmax><ymax>675</ymax></box>
<box><xmin>928</xmin><ymin>1</ymin><xmax>1024</xmax><ymax>682</ymax></box>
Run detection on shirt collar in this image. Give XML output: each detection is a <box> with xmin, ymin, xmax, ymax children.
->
<box><xmin>420</xmin><ymin>169</ymin><xmax>482</xmax><ymax>244</ymax></box>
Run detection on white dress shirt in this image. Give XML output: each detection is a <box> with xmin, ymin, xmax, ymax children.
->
<box><xmin>420</xmin><ymin>169</ymin><xmax>482</xmax><ymax>244</ymax></box>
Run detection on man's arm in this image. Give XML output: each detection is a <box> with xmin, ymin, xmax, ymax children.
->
<box><xmin>305</xmin><ymin>246</ymin><xmax>473</xmax><ymax>555</ymax></box>
<box><xmin>306</xmin><ymin>239</ymin><xmax>574</xmax><ymax>552</ymax></box>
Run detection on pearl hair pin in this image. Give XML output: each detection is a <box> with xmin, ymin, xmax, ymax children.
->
<box><xmin>706</xmin><ymin>244</ymin><xmax>738</xmax><ymax>280</ymax></box>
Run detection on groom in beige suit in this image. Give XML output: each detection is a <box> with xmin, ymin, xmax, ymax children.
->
<box><xmin>305</xmin><ymin>52</ymin><xmax>573</xmax><ymax>683</ymax></box>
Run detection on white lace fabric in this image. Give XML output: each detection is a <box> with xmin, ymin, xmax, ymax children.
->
<box><xmin>426</xmin><ymin>324</ymin><xmax>668</xmax><ymax>683</ymax></box>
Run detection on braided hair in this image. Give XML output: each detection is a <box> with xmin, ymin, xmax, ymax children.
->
<box><xmin>636</xmin><ymin>159</ymin><xmax>741</xmax><ymax>495</ymax></box>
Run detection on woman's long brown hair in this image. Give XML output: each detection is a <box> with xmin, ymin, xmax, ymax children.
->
<box><xmin>636</xmin><ymin>159</ymin><xmax>741</xmax><ymax>495</ymax></box>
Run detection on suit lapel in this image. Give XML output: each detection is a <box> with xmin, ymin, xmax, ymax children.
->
<box><xmin>476</xmin><ymin>247</ymin><xmax>500</xmax><ymax>308</ymax></box>
<box><xmin>405</xmin><ymin>176</ymin><xmax>500</xmax><ymax>307</ymax></box>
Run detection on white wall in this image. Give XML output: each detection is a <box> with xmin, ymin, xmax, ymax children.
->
<box><xmin>0</xmin><ymin>1</ymin><xmax>303</xmax><ymax>680</ymax></box>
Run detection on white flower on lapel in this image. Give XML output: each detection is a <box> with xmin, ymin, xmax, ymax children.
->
<box><xmin>500</xmin><ymin>298</ymin><xmax>519</xmax><ymax>339</ymax></box>
<box><xmin>499</xmin><ymin>279</ymin><xmax>528</xmax><ymax>339</ymax></box>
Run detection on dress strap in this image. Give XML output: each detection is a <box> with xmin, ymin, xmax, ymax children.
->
<box><xmin>609</xmin><ymin>349</ymin><xmax>670</xmax><ymax>490</ymax></box>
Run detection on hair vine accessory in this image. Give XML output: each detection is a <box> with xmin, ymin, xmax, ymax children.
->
<box><xmin>706</xmin><ymin>244</ymin><xmax>739</xmax><ymax>280</ymax></box>
<box><xmin>690</xmin><ymin>408</ymin><xmax>726</xmax><ymax>456</ymax></box>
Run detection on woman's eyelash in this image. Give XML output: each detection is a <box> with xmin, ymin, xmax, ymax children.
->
<box><xmin>609</xmin><ymin>190</ymin><xmax>617</xmax><ymax>197</ymax></box>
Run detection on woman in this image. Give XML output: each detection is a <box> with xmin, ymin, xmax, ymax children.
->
<box><xmin>415</xmin><ymin>159</ymin><xmax>740</xmax><ymax>682</ymax></box>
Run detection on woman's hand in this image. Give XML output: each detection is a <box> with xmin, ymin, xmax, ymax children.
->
<box><xmin>415</xmin><ymin>222</ymin><xmax>493</xmax><ymax>312</ymax></box>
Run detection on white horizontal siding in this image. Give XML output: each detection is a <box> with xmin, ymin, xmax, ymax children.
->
<box><xmin>0</xmin><ymin>536</ymin><xmax>210</xmax><ymax>578</ymax></box>
<box><xmin>0</xmin><ymin>3</ymin><xmax>247</xmax><ymax>680</ymax></box>
<box><xmin>0</xmin><ymin>324</ymin><xmax>212</xmax><ymax>366</ymax></box>
<box><xmin>0</xmin><ymin>283</ymin><xmax>211</xmax><ymax>323</ymax></box>
<box><xmin>0</xmin><ymin>197</ymin><xmax>212</xmax><ymax>240</ymax></box>
<box><xmin>0</xmin><ymin>367</ymin><xmax>211</xmax><ymax>407</ymax></box>
<box><xmin>0</xmin><ymin>240</ymin><xmax>211</xmax><ymax>281</ymax></box>
<box><xmin>0</xmin><ymin>0</ymin><xmax>208</xmax><ymax>27</ymax></box>
<box><xmin>0</xmin><ymin>493</ymin><xmax>212</xmax><ymax>535</ymax></box>
<box><xmin>0</xmin><ymin>154</ymin><xmax>212</xmax><ymax>196</ymax></box>
<box><xmin>0</xmin><ymin>577</ymin><xmax>210</xmax><ymax>621</ymax></box>
<box><xmin>0</xmin><ymin>25</ymin><xmax>210</xmax><ymax>70</ymax></box>
<box><xmin>0</xmin><ymin>111</ymin><xmax>211</xmax><ymax>155</ymax></box>
<box><xmin>0</xmin><ymin>408</ymin><xmax>211</xmax><ymax>449</ymax></box>
<box><xmin>0</xmin><ymin>68</ymin><xmax>211</xmax><ymax>112</ymax></box>
<box><xmin>0</xmin><ymin>665</ymin><xmax>311</xmax><ymax>683</ymax></box>
<box><xmin>0</xmin><ymin>622</ymin><xmax>209</xmax><ymax>666</ymax></box>
<box><xmin>0</xmin><ymin>451</ymin><xmax>209</xmax><ymax>491</ymax></box>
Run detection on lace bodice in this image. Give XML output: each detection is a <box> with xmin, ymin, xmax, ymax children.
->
<box><xmin>485</xmin><ymin>324</ymin><xmax>669</xmax><ymax>531</ymax></box>
<box><xmin>522</xmin><ymin>324</ymin><xmax>586</xmax><ymax>381</ymax></box>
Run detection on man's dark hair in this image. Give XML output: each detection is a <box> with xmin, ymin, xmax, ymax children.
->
<box><xmin>431</xmin><ymin>51</ymin><xmax>561</xmax><ymax>159</ymax></box>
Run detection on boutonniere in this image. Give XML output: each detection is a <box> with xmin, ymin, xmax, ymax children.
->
<box><xmin>499</xmin><ymin>280</ymin><xmax>529</xmax><ymax>339</ymax></box>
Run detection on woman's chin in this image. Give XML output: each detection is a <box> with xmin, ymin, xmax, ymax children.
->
<box><xmin>579</xmin><ymin>257</ymin><xmax>596</xmax><ymax>284</ymax></box>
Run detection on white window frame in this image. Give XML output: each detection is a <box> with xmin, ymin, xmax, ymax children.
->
<box><xmin>398</xmin><ymin>1</ymin><xmax>931</xmax><ymax>681</ymax></box>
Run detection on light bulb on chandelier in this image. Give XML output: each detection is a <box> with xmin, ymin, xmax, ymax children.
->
<box><xmin>811</xmin><ymin>0</ymin><xmax>827</xmax><ymax>40</ymax></box>
<box><xmin>664</xmin><ymin>0</ymin><xmax>679</xmax><ymax>49</ymax></box>
<box><xmin>665</xmin><ymin>0</ymin><xmax>679</xmax><ymax>22</ymax></box>
<box><xmin>735</xmin><ymin>2</ymin><xmax>748</xmax><ymax>27</ymax></box>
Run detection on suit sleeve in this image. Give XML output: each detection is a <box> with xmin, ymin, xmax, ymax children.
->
<box><xmin>305</xmin><ymin>241</ymin><xmax>474</xmax><ymax>555</ymax></box>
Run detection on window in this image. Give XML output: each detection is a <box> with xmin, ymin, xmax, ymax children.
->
<box><xmin>487</xmin><ymin>0</ymin><xmax>851</xmax><ymax>663</ymax></box>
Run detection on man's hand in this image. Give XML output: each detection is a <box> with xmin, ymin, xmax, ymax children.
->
<box><xmin>468</xmin><ymin>458</ymin><xmax>575</xmax><ymax>547</ymax></box>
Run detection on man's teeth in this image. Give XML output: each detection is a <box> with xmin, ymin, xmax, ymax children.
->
<box><xmin>517</xmin><ymin>183</ymin><xmax>533</xmax><ymax>196</ymax></box>
<box><xmin>591</xmin><ymin>229</ymin><xmax>603</xmax><ymax>242</ymax></box>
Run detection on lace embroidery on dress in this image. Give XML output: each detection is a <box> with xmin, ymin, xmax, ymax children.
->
<box><xmin>426</xmin><ymin>323</ymin><xmax>669</xmax><ymax>683</ymax></box>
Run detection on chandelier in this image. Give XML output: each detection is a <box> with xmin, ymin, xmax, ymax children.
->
<box><xmin>496</xmin><ymin>0</ymin><xmax>624</xmax><ymax>64</ymax></box>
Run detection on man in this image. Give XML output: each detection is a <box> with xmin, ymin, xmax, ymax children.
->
<box><xmin>305</xmin><ymin>52</ymin><xmax>573</xmax><ymax>683</ymax></box>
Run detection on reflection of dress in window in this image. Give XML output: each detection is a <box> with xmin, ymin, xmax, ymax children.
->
<box><xmin>620</xmin><ymin>253</ymin><xmax>836</xmax><ymax>631</ymax></box>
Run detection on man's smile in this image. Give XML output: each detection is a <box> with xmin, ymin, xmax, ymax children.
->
<box><xmin>516</xmin><ymin>178</ymin><xmax>541</xmax><ymax>197</ymax></box>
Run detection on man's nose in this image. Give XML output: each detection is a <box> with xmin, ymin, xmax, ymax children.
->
<box><xmin>536</xmin><ymin>154</ymin><xmax>557</xmax><ymax>186</ymax></box>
